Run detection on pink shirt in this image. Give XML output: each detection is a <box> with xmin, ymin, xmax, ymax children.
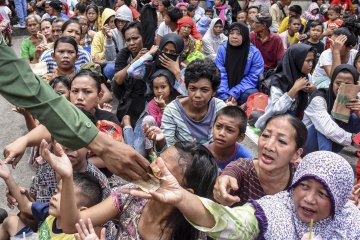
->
<box><xmin>148</xmin><ymin>99</ymin><xmax>163</xmax><ymax>127</ymax></box>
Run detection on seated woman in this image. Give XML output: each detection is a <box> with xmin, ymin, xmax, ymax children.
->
<box><xmin>49</xmin><ymin>141</ymin><xmax>218</xmax><ymax>240</ymax></box>
<box><xmin>255</xmin><ymin>44</ymin><xmax>316</xmax><ymax>129</ymax></box>
<box><xmin>125</xmin><ymin>151</ymin><xmax>360</xmax><ymax>239</ymax></box>
<box><xmin>40</xmin><ymin>19</ymin><xmax>53</xmax><ymax>44</ymax></box>
<box><xmin>202</xmin><ymin>17</ymin><xmax>227</xmax><ymax>61</ymax></box>
<box><xmin>21</xmin><ymin>14</ymin><xmax>42</xmax><ymax>63</ymax></box>
<box><xmin>177</xmin><ymin>16</ymin><xmax>203</xmax><ymax>66</ymax></box>
<box><xmin>213</xmin><ymin>114</ymin><xmax>305</xmax><ymax>206</ymax></box>
<box><xmin>42</xmin><ymin>36</ymin><xmax>78</xmax><ymax>81</ymax></box>
<box><xmin>216</xmin><ymin>22</ymin><xmax>264</xmax><ymax>106</ymax></box>
<box><xmin>303</xmin><ymin>64</ymin><xmax>360</xmax><ymax>155</ymax></box>
<box><xmin>312</xmin><ymin>27</ymin><xmax>358</xmax><ymax>89</ymax></box>
<box><xmin>354</xmin><ymin>51</ymin><xmax>360</xmax><ymax>82</ymax></box>
<box><xmin>161</xmin><ymin>59</ymin><xmax>226</xmax><ymax>145</ymax></box>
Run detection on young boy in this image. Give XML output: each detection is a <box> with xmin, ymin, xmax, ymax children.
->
<box><xmin>0</xmin><ymin>157</ymin><xmax>102</xmax><ymax>239</ymax></box>
<box><xmin>323</xmin><ymin>4</ymin><xmax>343</xmax><ymax>49</ymax></box>
<box><xmin>206</xmin><ymin>106</ymin><xmax>253</xmax><ymax>170</ymax></box>
<box><xmin>205</xmin><ymin>7</ymin><xmax>213</xmax><ymax>19</ymax></box>
<box><xmin>278</xmin><ymin>5</ymin><xmax>307</xmax><ymax>34</ymax></box>
<box><xmin>279</xmin><ymin>15</ymin><xmax>301</xmax><ymax>50</ymax></box>
<box><xmin>302</xmin><ymin>20</ymin><xmax>324</xmax><ymax>64</ymax></box>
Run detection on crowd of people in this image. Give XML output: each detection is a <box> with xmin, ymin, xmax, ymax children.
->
<box><xmin>0</xmin><ymin>0</ymin><xmax>360</xmax><ymax>239</ymax></box>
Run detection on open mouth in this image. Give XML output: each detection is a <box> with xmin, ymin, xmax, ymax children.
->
<box><xmin>300</xmin><ymin>206</ymin><xmax>316</xmax><ymax>217</ymax></box>
<box><xmin>261</xmin><ymin>153</ymin><xmax>274</xmax><ymax>164</ymax></box>
<box><xmin>75</xmin><ymin>103</ymin><xmax>85</xmax><ymax>109</ymax></box>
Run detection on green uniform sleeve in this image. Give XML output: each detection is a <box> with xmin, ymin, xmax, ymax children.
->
<box><xmin>0</xmin><ymin>44</ymin><xmax>99</xmax><ymax>149</ymax></box>
<box><xmin>187</xmin><ymin>197</ymin><xmax>260</xmax><ymax>240</ymax></box>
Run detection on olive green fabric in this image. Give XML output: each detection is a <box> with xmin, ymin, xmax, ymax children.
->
<box><xmin>0</xmin><ymin>42</ymin><xmax>99</xmax><ymax>149</ymax></box>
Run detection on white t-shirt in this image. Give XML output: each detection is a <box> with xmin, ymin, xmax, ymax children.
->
<box><xmin>312</xmin><ymin>48</ymin><xmax>358</xmax><ymax>89</ymax></box>
<box><xmin>0</xmin><ymin>6</ymin><xmax>11</xmax><ymax>22</ymax></box>
<box><xmin>156</xmin><ymin>22</ymin><xmax>177</xmax><ymax>37</ymax></box>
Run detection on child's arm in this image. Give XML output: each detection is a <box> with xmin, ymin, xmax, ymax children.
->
<box><xmin>12</xmin><ymin>107</ymin><xmax>37</xmax><ymax>131</ymax></box>
<box><xmin>40</xmin><ymin>140</ymin><xmax>118</xmax><ymax>233</ymax></box>
<box><xmin>0</xmin><ymin>161</ymin><xmax>33</xmax><ymax>216</ymax></box>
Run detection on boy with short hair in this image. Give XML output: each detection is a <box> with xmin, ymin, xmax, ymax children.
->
<box><xmin>206</xmin><ymin>106</ymin><xmax>253</xmax><ymax>170</ymax></box>
<box><xmin>302</xmin><ymin>20</ymin><xmax>324</xmax><ymax>64</ymax></box>
<box><xmin>278</xmin><ymin>5</ymin><xmax>307</xmax><ymax>34</ymax></box>
<box><xmin>205</xmin><ymin>7</ymin><xmax>213</xmax><ymax>19</ymax></box>
<box><xmin>279</xmin><ymin>15</ymin><xmax>301</xmax><ymax>50</ymax></box>
<box><xmin>0</xmin><ymin>155</ymin><xmax>102</xmax><ymax>239</ymax></box>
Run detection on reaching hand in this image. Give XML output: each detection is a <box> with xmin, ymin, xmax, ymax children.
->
<box><xmin>121</xmin><ymin>157</ymin><xmax>185</xmax><ymax>205</ymax></box>
<box><xmin>39</xmin><ymin>140</ymin><xmax>73</xmax><ymax>179</ymax></box>
<box><xmin>75</xmin><ymin>218</ymin><xmax>105</xmax><ymax>240</ymax></box>
<box><xmin>213</xmin><ymin>175</ymin><xmax>240</xmax><ymax>206</ymax></box>
<box><xmin>144</xmin><ymin>126</ymin><xmax>165</xmax><ymax>142</ymax></box>
<box><xmin>0</xmin><ymin>160</ymin><xmax>11</xmax><ymax>180</ymax></box>
<box><xmin>3</xmin><ymin>136</ymin><xmax>28</xmax><ymax>168</ymax></box>
<box><xmin>154</xmin><ymin>95</ymin><xmax>166</xmax><ymax>109</ymax></box>
<box><xmin>331</xmin><ymin>34</ymin><xmax>347</xmax><ymax>53</ymax></box>
<box><xmin>149</xmin><ymin>45</ymin><xmax>159</xmax><ymax>55</ymax></box>
<box><xmin>226</xmin><ymin>96</ymin><xmax>237</xmax><ymax>106</ymax></box>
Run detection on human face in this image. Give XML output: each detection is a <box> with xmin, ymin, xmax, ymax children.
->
<box><xmin>107</xmin><ymin>16</ymin><xmax>116</xmax><ymax>29</ymax></box>
<box><xmin>288</xmin><ymin>19</ymin><xmax>301</xmax><ymax>34</ymax></box>
<box><xmin>258</xmin><ymin>117</ymin><xmax>302</xmax><ymax>172</ymax></box>
<box><xmin>332</xmin><ymin>71</ymin><xmax>355</xmax><ymax>95</ymax></box>
<box><xmin>247</xmin><ymin>8</ymin><xmax>258</xmax><ymax>18</ymax></box>
<box><xmin>180</xmin><ymin>6</ymin><xmax>188</xmax><ymax>17</ymax></box>
<box><xmin>212</xmin><ymin>115</ymin><xmax>242</xmax><ymax>149</ymax></box>
<box><xmin>41</xmin><ymin>21</ymin><xmax>53</xmax><ymax>41</ymax></box>
<box><xmin>309</xmin><ymin>25</ymin><xmax>323</xmax><ymax>41</ymax></box>
<box><xmin>301</xmin><ymin>51</ymin><xmax>315</xmax><ymax>74</ymax></box>
<box><xmin>294</xmin><ymin>179</ymin><xmax>332</xmax><ymax>223</ymax></box>
<box><xmin>179</xmin><ymin>24</ymin><xmax>192</xmax><ymax>38</ymax></box>
<box><xmin>214</xmin><ymin>0</ymin><xmax>223</xmax><ymax>7</ymax></box>
<box><xmin>213</xmin><ymin>23</ymin><xmax>223</xmax><ymax>36</ymax></box>
<box><xmin>70</xmin><ymin>76</ymin><xmax>102</xmax><ymax>114</ymax></box>
<box><xmin>54</xmin><ymin>82</ymin><xmax>70</xmax><ymax>100</ymax></box>
<box><xmin>160</xmin><ymin>147</ymin><xmax>186</xmax><ymax>185</ymax></box>
<box><xmin>61</xmin><ymin>144</ymin><xmax>88</xmax><ymax>169</ymax></box>
<box><xmin>124</xmin><ymin>27</ymin><xmax>143</xmax><ymax>54</ymax></box>
<box><xmin>45</xmin><ymin>3</ymin><xmax>51</xmax><ymax>14</ymax></box>
<box><xmin>152</xmin><ymin>0</ymin><xmax>159</xmax><ymax>7</ymax></box>
<box><xmin>52</xmin><ymin>42</ymin><xmax>77</xmax><ymax>71</ymax></box>
<box><xmin>26</xmin><ymin>18</ymin><xmax>40</xmax><ymax>36</ymax></box>
<box><xmin>228</xmin><ymin>28</ymin><xmax>243</xmax><ymax>47</ymax></box>
<box><xmin>187</xmin><ymin>78</ymin><xmax>215</xmax><ymax>110</ymax></box>
<box><xmin>205</xmin><ymin>11</ymin><xmax>213</xmax><ymax>19</ymax></box>
<box><xmin>86</xmin><ymin>9</ymin><xmax>98</xmax><ymax>23</ymax></box>
<box><xmin>252</xmin><ymin>21</ymin><xmax>265</xmax><ymax>33</ymax></box>
<box><xmin>62</xmin><ymin>23</ymin><xmax>81</xmax><ymax>43</ymax></box>
<box><xmin>158</xmin><ymin>1</ymin><xmax>165</xmax><ymax>13</ymax></box>
<box><xmin>115</xmin><ymin>19</ymin><xmax>128</xmax><ymax>31</ymax></box>
<box><xmin>237</xmin><ymin>12</ymin><xmax>247</xmax><ymax>23</ymax></box>
<box><xmin>153</xmin><ymin>76</ymin><xmax>171</xmax><ymax>102</ymax></box>
<box><xmin>190</xmin><ymin>0</ymin><xmax>199</xmax><ymax>7</ymax></box>
<box><xmin>282</xmin><ymin>0</ymin><xmax>291</xmax><ymax>6</ymax></box>
<box><xmin>327</xmin><ymin>10</ymin><xmax>339</xmax><ymax>21</ymax></box>
<box><xmin>162</xmin><ymin>42</ymin><xmax>176</xmax><ymax>55</ymax></box>
<box><xmin>78</xmin><ymin>18</ymin><xmax>88</xmax><ymax>36</ymax></box>
<box><xmin>355</xmin><ymin>57</ymin><xmax>360</xmax><ymax>73</ymax></box>
<box><xmin>52</xmin><ymin>22</ymin><xmax>63</xmax><ymax>40</ymax></box>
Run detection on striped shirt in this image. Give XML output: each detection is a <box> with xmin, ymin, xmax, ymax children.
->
<box><xmin>161</xmin><ymin>96</ymin><xmax>225</xmax><ymax>145</ymax></box>
<box><xmin>221</xmin><ymin>158</ymin><xmax>298</xmax><ymax>206</ymax></box>
<box><xmin>39</xmin><ymin>47</ymin><xmax>92</xmax><ymax>74</ymax></box>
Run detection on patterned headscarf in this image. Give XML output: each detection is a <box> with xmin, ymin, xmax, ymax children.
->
<box><xmin>253</xmin><ymin>151</ymin><xmax>360</xmax><ymax>239</ymax></box>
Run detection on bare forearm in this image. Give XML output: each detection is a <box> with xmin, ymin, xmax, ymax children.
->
<box><xmin>330</xmin><ymin>51</ymin><xmax>341</xmax><ymax>78</ymax></box>
<box><xmin>4</xmin><ymin>176</ymin><xmax>32</xmax><ymax>215</ymax></box>
<box><xmin>114</xmin><ymin>66</ymin><xmax>130</xmax><ymax>85</ymax></box>
<box><xmin>175</xmin><ymin>189</ymin><xmax>216</xmax><ymax>228</ymax></box>
<box><xmin>61</xmin><ymin>175</ymin><xmax>80</xmax><ymax>233</ymax></box>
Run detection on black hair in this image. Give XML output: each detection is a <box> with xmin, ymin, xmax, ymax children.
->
<box><xmin>49</xmin><ymin>76</ymin><xmax>71</xmax><ymax>90</ymax></box>
<box><xmin>247</xmin><ymin>6</ymin><xmax>259</xmax><ymax>13</ymax></box>
<box><xmin>167</xmin><ymin>6</ymin><xmax>183</xmax><ymax>23</ymax></box>
<box><xmin>73</xmin><ymin>173</ymin><xmax>102</xmax><ymax>208</ymax></box>
<box><xmin>205</xmin><ymin>7</ymin><xmax>213</xmax><ymax>14</ymax></box>
<box><xmin>75</xmin><ymin>3</ymin><xmax>86</xmax><ymax>14</ymax></box>
<box><xmin>161</xmin><ymin>0</ymin><xmax>171</xmax><ymax>8</ymax></box>
<box><xmin>52</xmin><ymin>17</ymin><xmax>66</xmax><ymax>25</ymax></box>
<box><xmin>72</xmin><ymin>69</ymin><xmax>102</xmax><ymax>93</ymax></box>
<box><xmin>310</xmin><ymin>19</ymin><xmax>323</xmax><ymax>30</ymax></box>
<box><xmin>341</xmin><ymin>15</ymin><xmax>360</xmax><ymax>38</ymax></box>
<box><xmin>263</xmin><ymin>114</ymin><xmax>307</xmax><ymax>149</ymax></box>
<box><xmin>184</xmin><ymin>59</ymin><xmax>221</xmax><ymax>91</ymax></box>
<box><xmin>121</xmin><ymin>21</ymin><xmax>142</xmax><ymax>38</ymax></box>
<box><xmin>354</xmin><ymin>51</ymin><xmax>360</xmax><ymax>69</ymax></box>
<box><xmin>54</xmin><ymin>36</ymin><xmax>79</xmax><ymax>53</ymax></box>
<box><xmin>166</xmin><ymin>141</ymin><xmax>218</xmax><ymax>240</ymax></box>
<box><xmin>124</xmin><ymin>0</ymin><xmax>131</xmax><ymax>6</ymax></box>
<box><xmin>214</xmin><ymin>106</ymin><xmax>247</xmax><ymax>135</ymax></box>
<box><xmin>61</xmin><ymin>18</ymin><xmax>82</xmax><ymax>35</ymax></box>
<box><xmin>85</xmin><ymin>4</ymin><xmax>99</xmax><ymax>15</ymax></box>
<box><xmin>289</xmin><ymin>5</ymin><xmax>302</xmax><ymax>15</ymax></box>
<box><xmin>187</xmin><ymin>5</ymin><xmax>195</xmax><ymax>12</ymax></box>
<box><xmin>288</xmin><ymin>15</ymin><xmax>301</xmax><ymax>24</ymax></box>
<box><xmin>333</xmin><ymin>27</ymin><xmax>357</xmax><ymax>47</ymax></box>
<box><xmin>328</xmin><ymin>5</ymin><xmax>342</xmax><ymax>14</ymax></box>
<box><xmin>104</xmin><ymin>15</ymin><xmax>114</xmax><ymax>25</ymax></box>
<box><xmin>41</xmin><ymin>18</ymin><xmax>53</xmax><ymax>27</ymax></box>
<box><xmin>237</xmin><ymin>10</ymin><xmax>247</xmax><ymax>16</ymax></box>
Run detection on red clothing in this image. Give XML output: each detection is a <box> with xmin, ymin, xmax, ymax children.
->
<box><xmin>249</xmin><ymin>31</ymin><xmax>284</xmax><ymax>71</ymax></box>
<box><xmin>331</xmin><ymin>0</ymin><xmax>352</xmax><ymax>11</ymax></box>
<box><xmin>147</xmin><ymin>99</ymin><xmax>163</xmax><ymax>127</ymax></box>
<box><xmin>177</xmin><ymin>16</ymin><xmax>202</xmax><ymax>40</ymax></box>
<box><xmin>324</xmin><ymin>19</ymin><xmax>343</xmax><ymax>49</ymax></box>
<box><xmin>130</xmin><ymin>6</ymin><xmax>140</xmax><ymax>20</ymax></box>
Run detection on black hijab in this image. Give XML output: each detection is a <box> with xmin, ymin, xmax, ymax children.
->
<box><xmin>271</xmin><ymin>44</ymin><xmax>316</xmax><ymax>116</ymax></box>
<box><xmin>310</xmin><ymin>64</ymin><xmax>359</xmax><ymax>114</ymax></box>
<box><xmin>225</xmin><ymin>22</ymin><xmax>250</xmax><ymax>89</ymax></box>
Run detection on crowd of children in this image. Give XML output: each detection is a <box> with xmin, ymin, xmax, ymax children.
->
<box><xmin>0</xmin><ymin>0</ymin><xmax>360</xmax><ymax>239</ymax></box>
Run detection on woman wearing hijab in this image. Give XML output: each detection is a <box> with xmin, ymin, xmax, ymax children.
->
<box><xmin>202</xmin><ymin>18</ymin><xmax>227</xmax><ymax>61</ymax></box>
<box><xmin>255</xmin><ymin>44</ymin><xmax>316</xmax><ymax>129</ymax></box>
<box><xmin>124</xmin><ymin>151</ymin><xmax>360</xmax><ymax>239</ymax></box>
<box><xmin>303</xmin><ymin>64</ymin><xmax>360</xmax><ymax>155</ymax></box>
<box><xmin>215</xmin><ymin>22</ymin><xmax>264</xmax><ymax>106</ymax></box>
